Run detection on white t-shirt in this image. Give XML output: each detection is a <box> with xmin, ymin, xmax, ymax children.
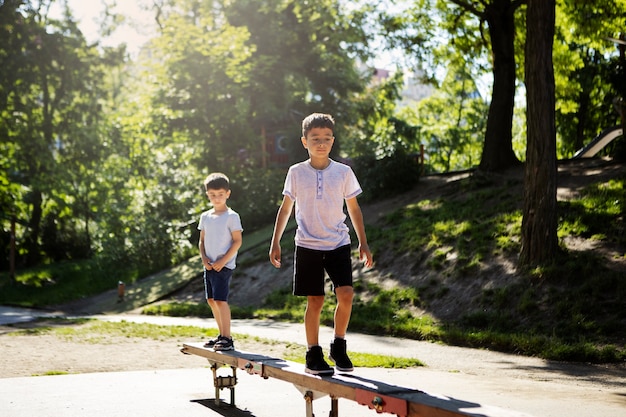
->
<box><xmin>283</xmin><ymin>159</ymin><xmax>362</xmax><ymax>251</ymax></box>
<box><xmin>197</xmin><ymin>208</ymin><xmax>243</xmax><ymax>270</ymax></box>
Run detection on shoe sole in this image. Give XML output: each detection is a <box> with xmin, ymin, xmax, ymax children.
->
<box><xmin>213</xmin><ymin>345</ymin><xmax>234</xmax><ymax>351</ymax></box>
<box><xmin>305</xmin><ymin>367</ymin><xmax>334</xmax><ymax>376</ymax></box>
<box><xmin>329</xmin><ymin>355</ymin><xmax>354</xmax><ymax>372</ymax></box>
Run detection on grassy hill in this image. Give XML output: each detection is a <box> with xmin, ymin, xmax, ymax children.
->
<box><xmin>147</xmin><ymin>158</ymin><xmax>625</xmax><ymax>363</ymax></box>
<box><xmin>2</xmin><ymin>158</ymin><xmax>625</xmax><ymax>363</ymax></box>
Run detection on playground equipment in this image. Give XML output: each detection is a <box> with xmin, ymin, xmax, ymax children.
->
<box><xmin>180</xmin><ymin>342</ymin><xmax>534</xmax><ymax>417</ymax></box>
<box><xmin>573</xmin><ymin>126</ymin><xmax>624</xmax><ymax>158</ymax></box>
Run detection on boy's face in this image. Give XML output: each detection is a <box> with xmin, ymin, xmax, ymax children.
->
<box><xmin>206</xmin><ymin>188</ymin><xmax>230</xmax><ymax>207</ymax></box>
<box><xmin>301</xmin><ymin>127</ymin><xmax>334</xmax><ymax>158</ymax></box>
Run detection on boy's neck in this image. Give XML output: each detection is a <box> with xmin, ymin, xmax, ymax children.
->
<box><xmin>212</xmin><ymin>204</ymin><xmax>229</xmax><ymax>213</ymax></box>
<box><xmin>308</xmin><ymin>157</ymin><xmax>331</xmax><ymax>170</ymax></box>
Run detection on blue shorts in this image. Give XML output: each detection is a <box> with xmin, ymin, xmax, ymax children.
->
<box><xmin>293</xmin><ymin>244</ymin><xmax>353</xmax><ymax>296</ymax></box>
<box><xmin>204</xmin><ymin>267</ymin><xmax>233</xmax><ymax>301</ymax></box>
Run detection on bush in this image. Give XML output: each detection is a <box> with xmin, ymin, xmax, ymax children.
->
<box><xmin>353</xmin><ymin>151</ymin><xmax>421</xmax><ymax>200</ymax></box>
<box><xmin>229</xmin><ymin>168</ymin><xmax>287</xmax><ymax>231</ymax></box>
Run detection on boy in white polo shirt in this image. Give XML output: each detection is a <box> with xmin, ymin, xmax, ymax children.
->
<box><xmin>198</xmin><ymin>172</ymin><xmax>243</xmax><ymax>351</ymax></box>
<box><xmin>269</xmin><ymin>113</ymin><xmax>374</xmax><ymax>375</ymax></box>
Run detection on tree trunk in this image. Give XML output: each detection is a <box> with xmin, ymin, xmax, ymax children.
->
<box><xmin>24</xmin><ymin>189</ymin><xmax>43</xmax><ymax>266</ymax></box>
<box><xmin>520</xmin><ymin>0</ymin><xmax>558</xmax><ymax>267</ymax></box>
<box><xmin>478</xmin><ymin>0</ymin><xmax>521</xmax><ymax>172</ymax></box>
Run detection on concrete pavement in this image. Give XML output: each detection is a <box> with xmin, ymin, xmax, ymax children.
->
<box><xmin>0</xmin><ymin>306</ymin><xmax>624</xmax><ymax>417</ymax></box>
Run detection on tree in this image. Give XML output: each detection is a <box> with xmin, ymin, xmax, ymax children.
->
<box><xmin>224</xmin><ymin>0</ymin><xmax>371</xmax><ymax>159</ymax></box>
<box><xmin>382</xmin><ymin>0</ymin><xmax>525</xmax><ymax>172</ymax></box>
<box><xmin>402</xmin><ymin>62</ymin><xmax>488</xmax><ymax>172</ymax></box>
<box><xmin>460</xmin><ymin>0</ymin><xmax>525</xmax><ymax>172</ymax></box>
<box><xmin>554</xmin><ymin>0</ymin><xmax>626</xmax><ymax>156</ymax></box>
<box><xmin>139</xmin><ymin>0</ymin><xmax>372</xmax><ymax>231</ymax></box>
<box><xmin>0</xmin><ymin>0</ymin><xmax>130</xmax><ymax>267</ymax></box>
<box><xmin>519</xmin><ymin>0</ymin><xmax>558</xmax><ymax>266</ymax></box>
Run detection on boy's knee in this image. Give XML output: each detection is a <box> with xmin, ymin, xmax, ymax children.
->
<box><xmin>307</xmin><ymin>295</ymin><xmax>325</xmax><ymax>309</ymax></box>
<box><xmin>335</xmin><ymin>286</ymin><xmax>354</xmax><ymax>301</ymax></box>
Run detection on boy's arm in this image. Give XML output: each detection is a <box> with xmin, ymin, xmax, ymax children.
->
<box><xmin>269</xmin><ymin>195</ymin><xmax>294</xmax><ymax>268</ymax></box>
<box><xmin>346</xmin><ymin>196</ymin><xmax>374</xmax><ymax>268</ymax></box>
<box><xmin>211</xmin><ymin>229</ymin><xmax>243</xmax><ymax>272</ymax></box>
<box><xmin>198</xmin><ymin>230</ymin><xmax>213</xmax><ymax>270</ymax></box>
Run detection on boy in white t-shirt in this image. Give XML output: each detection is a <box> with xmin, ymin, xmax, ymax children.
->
<box><xmin>198</xmin><ymin>173</ymin><xmax>243</xmax><ymax>351</ymax></box>
<box><xmin>269</xmin><ymin>113</ymin><xmax>374</xmax><ymax>375</ymax></box>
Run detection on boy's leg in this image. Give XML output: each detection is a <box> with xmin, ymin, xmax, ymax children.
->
<box><xmin>204</xmin><ymin>298</ymin><xmax>222</xmax><ymax>348</ymax></box>
<box><xmin>324</xmin><ymin>245</ymin><xmax>354</xmax><ymax>337</ymax></box>
<box><xmin>204</xmin><ymin>270</ymin><xmax>223</xmax><ymax>347</ymax></box>
<box><xmin>207</xmin><ymin>298</ymin><xmax>224</xmax><ymax>334</ymax></box>
<box><xmin>330</xmin><ymin>286</ymin><xmax>355</xmax><ymax>371</ymax></box>
<box><xmin>325</xmin><ymin>245</ymin><xmax>355</xmax><ymax>372</ymax></box>
<box><xmin>305</xmin><ymin>295</ymin><xmax>325</xmax><ymax>347</ymax></box>
<box><xmin>333</xmin><ymin>286</ymin><xmax>354</xmax><ymax>338</ymax></box>
<box><xmin>213</xmin><ymin>300</ymin><xmax>234</xmax><ymax>350</ymax></box>
<box><xmin>295</xmin><ymin>246</ymin><xmax>333</xmax><ymax>375</ymax></box>
<box><xmin>214</xmin><ymin>300</ymin><xmax>231</xmax><ymax>338</ymax></box>
<box><xmin>294</xmin><ymin>246</ymin><xmax>326</xmax><ymax>346</ymax></box>
<box><xmin>211</xmin><ymin>268</ymin><xmax>234</xmax><ymax>351</ymax></box>
<box><xmin>304</xmin><ymin>295</ymin><xmax>334</xmax><ymax>375</ymax></box>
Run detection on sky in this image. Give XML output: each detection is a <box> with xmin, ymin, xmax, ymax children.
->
<box><xmin>48</xmin><ymin>1</ymin><xmax>493</xmax><ymax>99</ymax></box>
<box><xmin>50</xmin><ymin>0</ymin><xmax>400</xmax><ymax>69</ymax></box>
<box><xmin>50</xmin><ymin>0</ymin><xmax>154</xmax><ymax>57</ymax></box>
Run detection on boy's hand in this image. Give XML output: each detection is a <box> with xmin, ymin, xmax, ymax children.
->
<box><xmin>359</xmin><ymin>244</ymin><xmax>374</xmax><ymax>268</ymax></box>
<box><xmin>202</xmin><ymin>258</ymin><xmax>213</xmax><ymax>270</ymax></box>
<box><xmin>269</xmin><ymin>243</ymin><xmax>282</xmax><ymax>268</ymax></box>
<box><xmin>212</xmin><ymin>259</ymin><xmax>225</xmax><ymax>272</ymax></box>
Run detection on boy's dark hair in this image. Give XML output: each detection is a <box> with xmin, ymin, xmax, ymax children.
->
<box><xmin>204</xmin><ymin>172</ymin><xmax>230</xmax><ymax>191</ymax></box>
<box><xmin>302</xmin><ymin>113</ymin><xmax>335</xmax><ymax>137</ymax></box>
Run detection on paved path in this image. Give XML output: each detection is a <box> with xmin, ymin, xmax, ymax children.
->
<box><xmin>0</xmin><ymin>306</ymin><xmax>624</xmax><ymax>417</ymax></box>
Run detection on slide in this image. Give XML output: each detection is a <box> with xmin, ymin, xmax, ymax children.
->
<box><xmin>573</xmin><ymin>125</ymin><xmax>624</xmax><ymax>158</ymax></box>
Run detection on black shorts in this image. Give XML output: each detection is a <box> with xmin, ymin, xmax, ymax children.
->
<box><xmin>293</xmin><ymin>244</ymin><xmax>353</xmax><ymax>296</ymax></box>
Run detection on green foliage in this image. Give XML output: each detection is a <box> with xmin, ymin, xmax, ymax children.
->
<box><xmin>375</xmin><ymin>180</ymin><xmax>522</xmax><ymax>273</ymax></box>
<box><xmin>558</xmin><ymin>178</ymin><xmax>625</xmax><ymax>245</ymax></box>
<box><xmin>349</xmin><ymin>296</ymin><xmax>440</xmax><ymax>340</ymax></box>
<box><xmin>143</xmin><ymin>302</ymin><xmax>211</xmax><ymax>318</ymax></box>
<box><xmin>0</xmin><ymin>2</ymin><xmax>118</xmax><ymax>267</ymax></box>
<box><xmin>1</xmin><ymin>0</ymin><xmax>376</xmax><ymax>273</ymax></box>
<box><xmin>0</xmin><ymin>259</ymin><xmax>141</xmax><ymax>307</ymax></box>
<box><xmin>229</xmin><ymin>168</ymin><xmax>288</xmax><ymax>232</ymax></box>
<box><xmin>340</xmin><ymin>72</ymin><xmax>423</xmax><ymax>199</ymax></box>
<box><xmin>398</xmin><ymin>63</ymin><xmax>488</xmax><ymax>173</ymax></box>
<box><xmin>363</xmin><ymin>173</ymin><xmax>624</xmax><ymax>362</ymax></box>
<box><xmin>9</xmin><ymin>319</ymin><xmax>219</xmax><ymax>341</ymax></box>
<box><xmin>143</xmin><ymin>301</ymin><xmax>256</xmax><ymax>320</ymax></box>
<box><xmin>353</xmin><ymin>151</ymin><xmax>421</xmax><ymax>200</ymax></box>
<box><xmin>13</xmin><ymin>318</ymin><xmax>422</xmax><ymax>369</ymax></box>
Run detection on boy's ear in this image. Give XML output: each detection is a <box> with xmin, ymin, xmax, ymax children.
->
<box><xmin>300</xmin><ymin>136</ymin><xmax>307</xmax><ymax>148</ymax></box>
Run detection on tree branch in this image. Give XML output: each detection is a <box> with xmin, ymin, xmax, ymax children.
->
<box><xmin>448</xmin><ymin>0</ymin><xmax>485</xmax><ymax>19</ymax></box>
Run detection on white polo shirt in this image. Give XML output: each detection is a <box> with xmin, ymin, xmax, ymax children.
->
<box><xmin>283</xmin><ymin>159</ymin><xmax>362</xmax><ymax>251</ymax></box>
<box><xmin>197</xmin><ymin>208</ymin><xmax>243</xmax><ymax>270</ymax></box>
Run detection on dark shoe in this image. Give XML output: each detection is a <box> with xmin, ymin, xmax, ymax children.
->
<box><xmin>330</xmin><ymin>338</ymin><xmax>354</xmax><ymax>372</ymax></box>
<box><xmin>203</xmin><ymin>335</ymin><xmax>222</xmax><ymax>348</ymax></box>
<box><xmin>214</xmin><ymin>336</ymin><xmax>234</xmax><ymax>351</ymax></box>
<box><xmin>305</xmin><ymin>346</ymin><xmax>334</xmax><ymax>376</ymax></box>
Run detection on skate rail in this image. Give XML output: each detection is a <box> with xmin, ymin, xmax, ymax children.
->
<box><xmin>180</xmin><ymin>342</ymin><xmax>534</xmax><ymax>417</ymax></box>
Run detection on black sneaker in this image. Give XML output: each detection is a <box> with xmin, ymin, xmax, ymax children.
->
<box><xmin>203</xmin><ymin>335</ymin><xmax>222</xmax><ymax>348</ymax></box>
<box><xmin>330</xmin><ymin>338</ymin><xmax>354</xmax><ymax>372</ymax></box>
<box><xmin>214</xmin><ymin>336</ymin><xmax>234</xmax><ymax>351</ymax></box>
<box><xmin>305</xmin><ymin>346</ymin><xmax>334</xmax><ymax>376</ymax></box>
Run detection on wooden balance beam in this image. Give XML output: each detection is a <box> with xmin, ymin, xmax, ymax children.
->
<box><xmin>180</xmin><ymin>342</ymin><xmax>534</xmax><ymax>417</ymax></box>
